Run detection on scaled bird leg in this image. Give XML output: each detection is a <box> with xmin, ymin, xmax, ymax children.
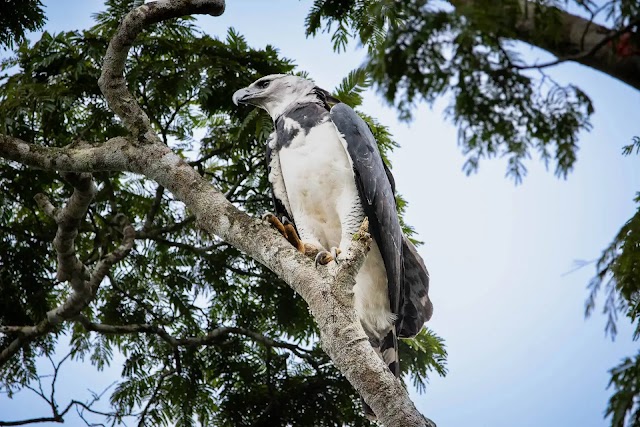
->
<box><xmin>263</xmin><ymin>213</ymin><xmax>287</xmax><ymax>236</ymax></box>
<box><xmin>263</xmin><ymin>214</ymin><xmax>321</xmax><ymax>257</ymax></box>
<box><xmin>282</xmin><ymin>217</ymin><xmax>305</xmax><ymax>252</ymax></box>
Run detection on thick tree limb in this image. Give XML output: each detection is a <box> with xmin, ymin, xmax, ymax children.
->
<box><xmin>98</xmin><ymin>0</ymin><xmax>224</xmax><ymax>140</ymax></box>
<box><xmin>0</xmin><ymin>135</ymin><xmax>133</xmax><ymax>172</ymax></box>
<box><xmin>450</xmin><ymin>0</ymin><xmax>640</xmax><ymax>91</ymax></box>
<box><xmin>36</xmin><ymin>173</ymin><xmax>95</xmax><ymax>290</ymax></box>
<box><xmin>510</xmin><ymin>18</ymin><xmax>640</xmax><ymax>72</ymax></box>
<box><xmin>0</xmin><ymin>1</ymin><xmax>433</xmax><ymax>424</ymax></box>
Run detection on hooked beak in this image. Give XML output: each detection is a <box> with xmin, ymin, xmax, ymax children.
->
<box><xmin>232</xmin><ymin>88</ymin><xmax>253</xmax><ymax>106</ymax></box>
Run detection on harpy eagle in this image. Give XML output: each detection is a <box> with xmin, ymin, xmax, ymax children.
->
<box><xmin>232</xmin><ymin>74</ymin><xmax>432</xmax><ymax>415</ymax></box>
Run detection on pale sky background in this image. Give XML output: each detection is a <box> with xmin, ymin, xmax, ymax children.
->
<box><xmin>1</xmin><ymin>1</ymin><xmax>639</xmax><ymax>426</ymax></box>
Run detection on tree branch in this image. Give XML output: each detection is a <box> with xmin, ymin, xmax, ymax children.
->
<box><xmin>36</xmin><ymin>173</ymin><xmax>95</xmax><ymax>290</ymax></box>
<box><xmin>510</xmin><ymin>18</ymin><xmax>640</xmax><ymax>72</ymax></box>
<box><xmin>137</xmin><ymin>368</ymin><xmax>175</xmax><ymax>427</ymax></box>
<box><xmin>74</xmin><ymin>314</ymin><xmax>324</xmax><ymax>372</ymax></box>
<box><xmin>98</xmin><ymin>0</ymin><xmax>225</xmax><ymax>140</ymax></box>
<box><xmin>74</xmin><ymin>315</ymin><xmax>308</xmax><ymax>351</ymax></box>
<box><xmin>136</xmin><ymin>215</ymin><xmax>197</xmax><ymax>242</ymax></box>
<box><xmin>0</xmin><ymin>415</ymin><xmax>64</xmax><ymax>426</ymax></box>
<box><xmin>143</xmin><ymin>184</ymin><xmax>165</xmax><ymax>230</ymax></box>
<box><xmin>0</xmin><ymin>135</ymin><xmax>133</xmax><ymax>172</ymax></box>
<box><xmin>141</xmin><ymin>236</ymin><xmax>222</xmax><ymax>253</ymax></box>
<box><xmin>0</xmin><ymin>352</ymin><xmax>121</xmax><ymax>426</ymax></box>
<box><xmin>0</xmin><ymin>1</ymin><xmax>434</xmax><ymax>424</ymax></box>
<box><xmin>187</xmin><ymin>144</ymin><xmax>234</xmax><ymax>167</ymax></box>
<box><xmin>0</xmin><ymin>177</ymin><xmax>135</xmax><ymax>366</ymax></box>
<box><xmin>450</xmin><ymin>0</ymin><xmax>640</xmax><ymax>90</ymax></box>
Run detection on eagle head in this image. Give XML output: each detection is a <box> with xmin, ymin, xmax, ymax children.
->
<box><xmin>232</xmin><ymin>74</ymin><xmax>316</xmax><ymax>119</ymax></box>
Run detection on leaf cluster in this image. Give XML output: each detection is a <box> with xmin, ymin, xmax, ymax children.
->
<box><xmin>0</xmin><ymin>0</ymin><xmax>46</xmax><ymax>49</ymax></box>
<box><xmin>606</xmin><ymin>352</ymin><xmax>640</xmax><ymax>427</ymax></box>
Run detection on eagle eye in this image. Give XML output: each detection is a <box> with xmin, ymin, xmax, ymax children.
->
<box><xmin>257</xmin><ymin>80</ymin><xmax>270</xmax><ymax>89</ymax></box>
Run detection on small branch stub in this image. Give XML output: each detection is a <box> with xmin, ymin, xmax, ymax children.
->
<box><xmin>334</xmin><ymin>217</ymin><xmax>371</xmax><ymax>299</ymax></box>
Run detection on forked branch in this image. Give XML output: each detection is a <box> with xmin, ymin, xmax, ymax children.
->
<box><xmin>0</xmin><ymin>174</ymin><xmax>134</xmax><ymax>365</ymax></box>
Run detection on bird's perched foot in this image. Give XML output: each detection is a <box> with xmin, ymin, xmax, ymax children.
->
<box><xmin>302</xmin><ymin>242</ymin><xmax>321</xmax><ymax>258</ymax></box>
<box><xmin>314</xmin><ymin>247</ymin><xmax>341</xmax><ymax>267</ymax></box>
<box><xmin>281</xmin><ymin>217</ymin><xmax>305</xmax><ymax>252</ymax></box>
<box><xmin>263</xmin><ymin>213</ymin><xmax>307</xmax><ymax>253</ymax></box>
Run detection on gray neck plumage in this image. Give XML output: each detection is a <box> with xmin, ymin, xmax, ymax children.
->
<box><xmin>271</xmin><ymin>97</ymin><xmax>331</xmax><ymax>151</ymax></box>
<box><xmin>270</xmin><ymin>88</ymin><xmax>329</xmax><ymax>122</ymax></box>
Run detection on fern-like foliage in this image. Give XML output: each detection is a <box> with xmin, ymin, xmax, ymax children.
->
<box><xmin>333</xmin><ymin>67</ymin><xmax>371</xmax><ymax>108</ymax></box>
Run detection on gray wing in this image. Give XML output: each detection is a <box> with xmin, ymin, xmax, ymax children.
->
<box><xmin>329</xmin><ymin>103</ymin><xmax>403</xmax><ymax>316</ymax></box>
<box><xmin>329</xmin><ymin>103</ymin><xmax>432</xmax><ymax>338</ymax></box>
<box><xmin>398</xmin><ymin>237</ymin><xmax>433</xmax><ymax>337</ymax></box>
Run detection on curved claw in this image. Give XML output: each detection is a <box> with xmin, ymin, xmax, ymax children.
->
<box><xmin>315</xmin><ymin>247</ymin><xmax>341</xmax><ymax>267</ymax></box>
<box><xmin>315</xmin><ymin>250</ymin><xmax>334</xmax><ymax>268</ymax></box>
<box><xmin>331</xmin><ymin>247</ymin><xmax>342</xmax><ymax>264</ymax></box>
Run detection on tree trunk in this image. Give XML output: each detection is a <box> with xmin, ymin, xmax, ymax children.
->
<box><xmin>450</xmin><ymin>0</ymin><xmax>640</xmax><ymax>91</ymax></box>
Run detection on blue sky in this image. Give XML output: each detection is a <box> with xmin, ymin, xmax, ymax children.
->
<box><xmin>1</xmin><ymin>1</ymin><xmax>639</xmax><ymax>426</ymax></box>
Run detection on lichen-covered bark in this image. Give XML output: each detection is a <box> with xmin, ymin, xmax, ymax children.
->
<box><xmin>98</xmin><ymin>0</ymin><xmax>225</xmax><ymax>139</ymax></box>
<box><xmin>0</xmin><ymin>1</ymin><xmax>434</xmax><ymax>425</ymax></box>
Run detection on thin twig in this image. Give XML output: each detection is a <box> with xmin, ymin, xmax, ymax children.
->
<box><xmin>143</xmin><ymin>185</ymin><xmax>165</xmax><ymax>230</ymax></box>
<box><xmin>73</xmin><ymin>315</ymin><xmax>319</xmax><ymax>367</ymax></box>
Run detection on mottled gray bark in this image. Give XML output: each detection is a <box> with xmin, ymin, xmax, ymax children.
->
<box><xmin>0</xmin><ymin>1</ymin><xmax>434</xmax><ymax>425</ymax></box>
<box><xmin>451</xmin><ymin>0</ymin><xmax>640</xmax><ymax>91</ymax></box>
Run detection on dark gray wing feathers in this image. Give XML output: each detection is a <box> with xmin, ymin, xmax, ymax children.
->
<box><xmin>266</xmin><ymin>139</ymin><xmax>291</xmax><ymax>223</ymax></box>
<box><xmin>329</xmin><ymin>103</ymin><xmax>404</xmax><ymax>316</ymax></box>
<box><xmin>382</xmin><ymin>160</ymin><xmax>396</xmax><ymax>195</ymax></box>
<box><xmin>329</xmin><ymin>103</ymin><xmax>432</xmax><ymax>338</ymax></box>
<box><xmin>399</xmin><ymin>237</ymin><xmax>433</xmax><ymax>337</ymax></box>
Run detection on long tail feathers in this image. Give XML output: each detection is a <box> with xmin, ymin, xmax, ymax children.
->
<box><xmin>381</xmin><ymin>328</ymin><xmax>399</xmax><ymax>377</ymax></box>
<box><xmin>361</xmin><ymin>329</ymin><xmax>399</xmax><ymax>419</ymax></box>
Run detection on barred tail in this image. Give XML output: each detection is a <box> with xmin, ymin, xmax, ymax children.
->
<box><xmin>380</xmin><ymin>328</ymin><xmax>399</xmax><ymax>377</ymax></box>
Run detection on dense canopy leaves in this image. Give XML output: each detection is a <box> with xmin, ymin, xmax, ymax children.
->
<box><xmin>0</xmin><ymin>0</ymin><xmax>46</xmax><ymax>49</ymax></box>
<box><xmin>3</xmin><ymin>0</ymin><xmax>638</xmax><ymax>424</ymax></box>
<box><xmin>0</xmin><ymin>1</ymin><xmax>446</xmax><ymax>426</ymax></box>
